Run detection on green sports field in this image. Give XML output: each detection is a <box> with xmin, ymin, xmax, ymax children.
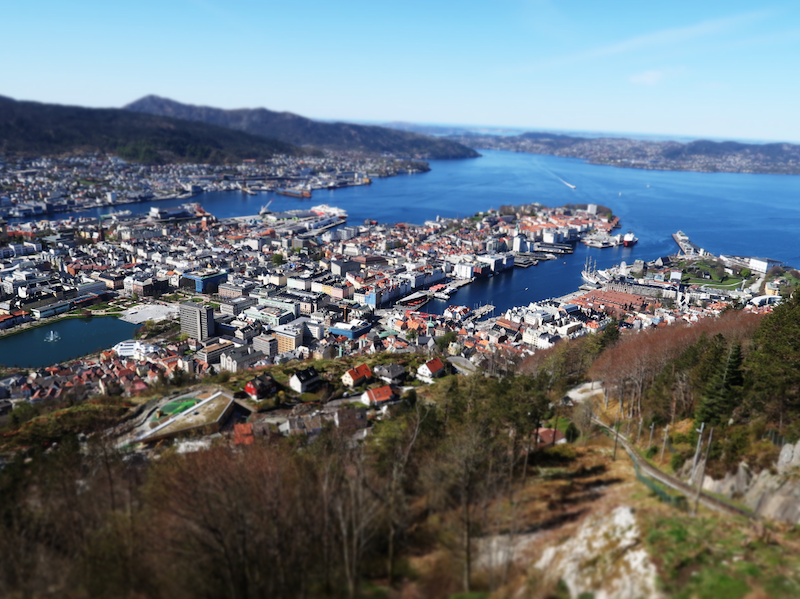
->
<box><xmin>152</xmin><ymin>398</ymin><xmax>200</xmax><ymax>421</ymax></box>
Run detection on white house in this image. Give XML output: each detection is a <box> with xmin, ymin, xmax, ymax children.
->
<box><xmin>289</xmin><ymin>366</ymin><xmax>320</xmax><ymax>393</ymax></box>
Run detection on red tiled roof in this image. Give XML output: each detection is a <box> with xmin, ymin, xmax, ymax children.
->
<box><xmin>536</xmin><ymin>428</ymin><xmax>566</xmax><ymax>445</ymax></box>
<box><xmin>425</xmin><ymin>357</ymin><xmax>445</xmax><ymax>373</ymax></box>
<box><xmin>365</xmin><ymin>385</ymin><xmax>395</xmax><ymax>404</ymax></box>
<box><xmin>234</xmin><ymin>423</ymin><xmax>255</xmax><ymax>445</ymax></box>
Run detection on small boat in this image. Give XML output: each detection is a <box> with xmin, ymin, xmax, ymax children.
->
<box><xmin>44</xmin><ymin>330</ymin><xmax>61</xmax><ymax>343</ymax></box>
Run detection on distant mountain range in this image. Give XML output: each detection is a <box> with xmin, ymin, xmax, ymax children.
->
<box><xmin>443</xmin><ymin>131</ymin><xmax>800</xmax><ymax>175</ymax></box>
<box><xmin>0</xmin><ymin>95</ymin><xmax>305</xmax><ymax>164</ymax></box>
<box><xmin>124</xmin><ymin>96</ymin><xmax>479</xmax><ymax>160</ymax></box>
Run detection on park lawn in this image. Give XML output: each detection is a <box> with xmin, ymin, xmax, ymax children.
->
<box><xmin>684</xmin><ymin>277</ymin><xmax>743</xmax><ymax>288</ymax></box>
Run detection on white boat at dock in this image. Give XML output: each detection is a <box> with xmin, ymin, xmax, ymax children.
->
<box><xmin>310</xmin><ymin>204</ymin><xmax>348</xmax><ymax>219</ymax></box>
<box><xmin>583</xmin><ymin>236</ymin><xmax>618</xmax><ymax>249</ymax></box>
<box><xmin>581</xmin><ymin>257</ymin><xmax>611</xmax><ymax>285</ymax></box>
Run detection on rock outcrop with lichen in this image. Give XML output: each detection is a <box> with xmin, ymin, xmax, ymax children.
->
<box><xmin>534</xmin><ymin>506</ymin><xmax>662</xmax><ymax>599</ymax></box>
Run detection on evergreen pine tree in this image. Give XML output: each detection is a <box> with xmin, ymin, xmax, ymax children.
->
<box><xmin>695</xmin><ymin>342</ymin><xmax>743</xmax><ymax>426</ymax></box>
<box><xmin>600</xmin><ymin>318</ymin><xmax>620</xmax><ymax>349</ymax></box>
<box><xmin>744</xmin><ymin>290</ymin><xmax>800</xmax><ymax>423</ymax></box>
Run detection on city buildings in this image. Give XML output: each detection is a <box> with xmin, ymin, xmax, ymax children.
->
<box><xmin>180</xmin><ymin>302</ymin><xmax>215</xmax><ymax>341</ymax></box>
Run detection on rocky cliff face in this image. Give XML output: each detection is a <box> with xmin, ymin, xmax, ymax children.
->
<box><xmin>698</xmin><ymin>439</ymin><xmax>800</xmax><ymax>522</ymax></box>
<box><xmin>535</xmin><ymin>506</ymin><xmax>663</xmax><ymax>599</ymax></box>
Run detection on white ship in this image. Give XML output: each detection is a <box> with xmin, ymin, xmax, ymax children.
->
<box><xmin>622</xmin><ymin>230</ymin><xmax>638</xmax><ymax>247</ymax></box>
<box><xmin>310</xmin><ymin>204</ymin><xmax>348</xmax><ymax>219</ymax></box>
<box><xmin>581</xmin><ymin>257</ymin><xmax>610</xmax><ymax>285</ymax></box>
<box><xmin>583</xmin><ymin>233</ymin><xmax>619</xmax><ymax>248</ymax></box>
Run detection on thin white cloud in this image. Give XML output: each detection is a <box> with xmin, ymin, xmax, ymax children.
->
<box><xmin>629</xmin><ymin>66</ymin><xmax>686</xmax><ymax>86</ymax></box>
<box><xmin>630</xmin><ymin>70</ymin><xmax>664</xmax><ymax>86</ymax></box>
<box><xmin>522</xmin><ymin>10</ymin><xmax>773</xmax><ymax>72</ymax></box>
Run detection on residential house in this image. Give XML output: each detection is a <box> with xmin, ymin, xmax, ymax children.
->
<box><xmin>342</xmin><ymin>363</ymin><xmax>372</xmax><ymax>388</ymax></box>
<box><xmin>417</xmin><ymin>356</ymin><xmax>446</xmax><ymax>383</ymax></box>
<box><xmin>373</xmin><ymin>363</ymin><xmax>406</xmax><ymax>385</ymax></box>
<box><xmin>332</xmin><ymin>406</ymin><xmax>368</xmax><ymax>431</ymax></box>
<box><xmin>245</xmin><ymin>373</ymin><xmax>278</xmax><ymax>400</ymax></box>
<box><xmin>360</xmin><ymin>385</ymin><xmax>397</xmax><ymax>407</ymax></box>
<box><xmin>535</xmin><ymin>428</ymin><xmax>567</xmax><ymax>446</ymax></box>
<box><xmin>233</xmin><ymin>423</ymin><xmax>255</xmax><ymax>445</ymax></box>
<box><xmin>289</xmin><ymin>366</ymin><xmax>320</xmax><ymax>394</ymax></box>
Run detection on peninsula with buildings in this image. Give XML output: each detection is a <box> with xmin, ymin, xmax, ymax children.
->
<box><xmin>0</xmin><ymin>152</ymin><xmax>429</xmax><ymax>219</ymax></box>
<box><xmin>443</xmin><ymin>130</ymin><xmax>800</xmax><ymax>174</ymax></box>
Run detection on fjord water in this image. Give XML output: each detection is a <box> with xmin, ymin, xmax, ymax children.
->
<box><xmin>32</xmin><ymin>149</ymin><xmax>800</xmax><ymax>319</ymax></box>
<box><xmin>71</xmin><ymin>150</ymin><xmax>800</xmax><ymax>264</ymax></box>
<box><xmin>0</xmin><ymin>317</ymin><xmax>139</xmax><ymax>367</ymax></box>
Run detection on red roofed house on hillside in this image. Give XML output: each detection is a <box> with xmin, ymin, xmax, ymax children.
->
<box><xmin>342</xmin><ymin>363</ymin><xmax>372</xmax><ymax>388</ymax></box>
<box><xmin>417</xmin><ymin>356</ymin><xmax>446</xmax><ymax>384</ymax></box>
<box><xmin>360</xmin><ymin>385</ymin><xmax>397</xmax><ymax>407</ymax></box>
<box><xmin>535</xmin><ymin>428</ymin><xmax>566</xmax><ymax>446</ymax></box>
<box><xmin>234</xmin><ymin>423</ymin><xmax>255</xmax><ymax>445</ymax></box>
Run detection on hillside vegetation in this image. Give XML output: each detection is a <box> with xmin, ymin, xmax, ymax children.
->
<box><xmin>4</xmin><ymin>295</ymin><xmax>800</xmax><ymax>597</ymax></box>
<box><xmin>125</xmin><ymin>95</ymin><xmax>480</xmax><ymax>159</ymax></box>
<box><xmin>0</xmin><ymin>95</ymin><xmax>306</xmax><ymax>164</ymax></box>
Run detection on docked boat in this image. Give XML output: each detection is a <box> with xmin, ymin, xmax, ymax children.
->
<box><xmin>622</xmin><ymin>230</ymin><xmax>638</xmax><ymax>247</ymax></box>
<box><xmin>277</xmin><ymin>188</ymin><xmax>312</xmax><ymax>199</ymax></box>
<box><xmin>583</xmin><ymin>233</ymin><xmax>619</xmax><ymax>248</ymax></box>
<box><xmin>103</xmin><ymin>209</ymin><xmax>134</xmax><ymax>221</ymax></box>
<box><xmin>581</xmin><ymin>257</ymin><xmax>607</xmax><ymax>285</ymax></box>
<box><xmin>310</xmin><ymin>204</ymin><xmax>348</xmax><ymax>219</ymax></box>
<box><xmin>584</xmin><ymin>238</ymin><xmax>616</xmax><ymax>249</ymax></box>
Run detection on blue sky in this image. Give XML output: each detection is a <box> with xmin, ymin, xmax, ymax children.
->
<box><xmin>4</xmin><ymin>0</ymin><xmax>799</xmax><ymax>141</ymax></box>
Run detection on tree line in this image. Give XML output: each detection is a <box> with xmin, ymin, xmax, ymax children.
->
<box><xmin>0</xmin><ymin>369</ymin><xmax>583</xmax><ymax>598</ymax></box>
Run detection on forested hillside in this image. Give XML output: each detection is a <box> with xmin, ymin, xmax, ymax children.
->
<box><xmin>125</xmin><ymin>95</ymin><xmax>480</xmax><ymax>159</ymax></box>
<box><xmin>0</xmin><ymin>96</ymin><xmax>306</xmax><ymax>164</ymax></box>
<box><xmin>3</xmin><ymin>295</ymin><xmax>800</xmax><ymax>597</ymax></box>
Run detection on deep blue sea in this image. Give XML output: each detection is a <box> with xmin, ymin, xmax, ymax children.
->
<box><xmin>16</xmin><ymin>149</ymin><xmax>800</xmax><ymax>327</ymax></box>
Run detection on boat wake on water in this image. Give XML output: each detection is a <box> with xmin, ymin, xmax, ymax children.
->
<box><xmin>530</xmin><ymin>159</ymin><xmax>577</xmax><ymax>190</ymax></box>
<box><xmin>556</xmin><ymin>176</ymin><xmax>577</xmax><ymax>190</ymax></box>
